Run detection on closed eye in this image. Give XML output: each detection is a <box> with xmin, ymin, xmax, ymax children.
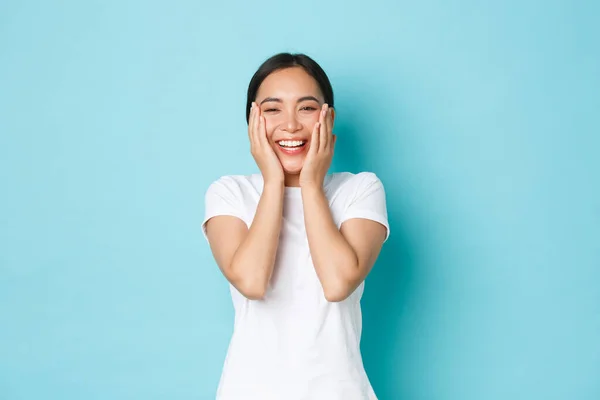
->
<box><xmin>264</xmin><ymin>108</ymin><xmax>280</xmax><ymax>113</ymax></box>
<box><xmin>300</xmin><ymin>106</ymin><xmax>317</xmax><ymax>111</ymax></box>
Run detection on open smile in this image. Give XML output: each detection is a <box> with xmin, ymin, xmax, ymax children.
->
<box><xmin>277</xmin><ymin>139</ymin><xmax>307</xmax><ymax>155</ymax></box>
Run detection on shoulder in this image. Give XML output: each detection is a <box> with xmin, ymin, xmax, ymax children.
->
<box><xmin>326</xmin><ymin>171</ymin><xmax>384</xmax><ymax>193</ymax></box>
<box><xmin>205</xmin><ymin>174</ymin><xmax>263</xmax><ymax>196</ymax></box>
<box><xmin>330</xmin><ymin>171</ymin><xmax>390</xmax><ymax>240</ymax></box>
<box><xmin>326</xmin><ymin>172</ymin><xmax>387</xmax><ymax>211</ymax></box>
<box><xmin>202</xmin><ymin>174</ymin><xmax>262</xmax><ymax>223</ymax></box>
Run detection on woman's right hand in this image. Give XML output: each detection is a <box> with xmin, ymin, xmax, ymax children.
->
<box><xmin>248</xmin><ymin>102</ymin><xmax>284</xmax><ymax>185</ymax></box>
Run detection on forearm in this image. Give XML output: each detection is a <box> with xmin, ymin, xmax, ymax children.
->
<box><xmin>301</xmin><ymin>184</ymin><xmax>359</xmax><ymax>301</ymax></box>
<box><xmin>230</xmin><ymin>182</ymin><xmax>284</xmax><ymax>298</ymax></box>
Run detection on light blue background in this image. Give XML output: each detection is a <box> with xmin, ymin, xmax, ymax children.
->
<box><xmin>1</xmin><ymin>0</ymin><xmax>599</xmax><ymax>399</ymax></box>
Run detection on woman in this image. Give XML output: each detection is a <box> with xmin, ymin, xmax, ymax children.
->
<box><xmin>202</xmin><ymin>53</ymin><xmax>390</xmax><ymax>400</ymax></box>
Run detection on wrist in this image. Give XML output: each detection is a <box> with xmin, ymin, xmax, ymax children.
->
<box><xmin>263</xmin><ymin>179</ymin><xmax>285</xmax><ymax>192</ymax></box>
<box><xmin>300</xmin><ymin>182</ymin><xmax>324</xmax><ymax>196</ymax></box>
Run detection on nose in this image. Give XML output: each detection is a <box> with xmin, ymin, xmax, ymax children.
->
<box><xmin>282</xmin><ymin>112</ymin><xmax>302</xmax><ymax>133</ymax></box>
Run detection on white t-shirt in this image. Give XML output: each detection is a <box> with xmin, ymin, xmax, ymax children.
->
<box><xmin>202</xmin><ymin>172</ymin><xmax>390</xmax><ymax>400</ymax></box>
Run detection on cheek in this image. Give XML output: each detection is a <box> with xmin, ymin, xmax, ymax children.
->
<box><xmin>301</xmin><ymin>113</ymin><xmax>320</xmax><ymax>127</ymax></box>
<box><xmin>263</xmin><ymin>116</ymin><xmax>280</xmax><ymax>136</ymax></box>
<box><xmin>265</xmin><ymin>127</ymin><xmax>279</xmax><ymax>146</ymax></box>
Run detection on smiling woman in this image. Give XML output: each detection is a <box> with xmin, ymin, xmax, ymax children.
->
<box><xmin>201</xmin><ymin>53</ymin><xmax>390</xmax><ymax>400</ymax></box>
<box><xmin>246</xmin><ymin>55</ymin><xmax>335</xmax><ymax>186</ymax></box>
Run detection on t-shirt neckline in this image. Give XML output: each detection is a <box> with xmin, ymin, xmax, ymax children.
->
<box><xmin>284</xmin><ymin>186</ymin><xmax>302</xmax><ymax>196</ymax></box>
<box><xmin>282</xmin><ymin>175</ymin><xmax>333</xmax><ymax>197</ymax></box>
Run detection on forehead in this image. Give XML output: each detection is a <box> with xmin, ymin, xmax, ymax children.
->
<box><xmin>256</xmin><ymin>67</ymin><xmax>323</xmax><ymax>101</ymax></box>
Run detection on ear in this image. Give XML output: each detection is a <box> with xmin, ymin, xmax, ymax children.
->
<box><xmin>331</xmin><ymin>108</ymin><xmax>336</xmax><ymax>125</ymax></box>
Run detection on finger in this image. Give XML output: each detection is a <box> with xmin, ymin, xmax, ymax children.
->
<box><xmin>316</xmin><ymin>104</ymin><xmax>326</xmax><ymax>151</ymax></box>
<box><xmin>309</xmin><ymin>120</ymin><xmax>320</xmax><ymax>156</ymax></box>
<box><xmin>253</xmin><ymin>104</ymin><xmax>262</xmax><ymax>147</ymax></box>
<box><xmin>248</xmin><ymin>103</ymin><xmax>257</xmax><ymax>145</ymax></box>
<box><xmin>319</xmin><ymin>104</ymin><xmax>329</xmax><ymax>152</ymax></box>
<box><xmin>251</xmin><ymin>103</ymin><xmax>258</xmax><ymax>127</ymax></box>
<box><xmin>326</xmin><ymin>107</ymin><xmax>335</xmax><ymax>151</ymax></box>
<box><xmin>258</xmin><ymin>114</ymin><xmax>269</xmax><ymax>148</ymax></box>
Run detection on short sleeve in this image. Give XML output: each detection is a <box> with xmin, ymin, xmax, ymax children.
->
<box><xmin>201</xmin><ymin>176</ymin><xmax>247</xmax><ymax>241</ymax></box>
<box><xmin>340</xmin><ymin>172</ymin><xmax>390</xmax><ymax>242</ymax></box>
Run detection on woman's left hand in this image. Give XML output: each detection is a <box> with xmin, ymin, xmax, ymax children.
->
<box><xmin>299</xmin><ymin>104</ymin><xmax>336</xmax><ymax>188</ymax></box>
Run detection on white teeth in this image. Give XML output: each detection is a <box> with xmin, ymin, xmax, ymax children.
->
<box><xmin>278</xmin><ymin>140</ymin><xmax>305</xmax><ymax>148</ymax></box>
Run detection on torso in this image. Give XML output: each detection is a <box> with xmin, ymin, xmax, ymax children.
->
<box><xmin>215</xmin><ymin>173</ymin><xmax>378</xmax><ymax>400</ymax></box>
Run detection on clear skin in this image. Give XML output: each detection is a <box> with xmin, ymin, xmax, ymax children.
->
<box><xmin>205</xmin><ymin>67</ymin><xmax>387</xmax><ymax>302</ymax></box>
<box><xmin>251</xmin><ymin>66</ymin><xmax>336</xmax><ymax>187</ymax></box>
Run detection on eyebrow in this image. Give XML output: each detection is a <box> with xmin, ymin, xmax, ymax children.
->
<box><xmin>259</xmin><ymin>96</ymin><xmax>321</xmax><ymax>105</ymax></box>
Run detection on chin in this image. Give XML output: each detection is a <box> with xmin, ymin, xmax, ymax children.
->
<box><xmin>278</xmin><ymin>156</ymin><xmax>305</xmax><ymax>174</ymax></box>
<box><xmin>281</xmin><ymin>162</ymin><xmax>304</xmax><ymax>175</ymax></box>
<box><xmin>282</xmin><ymin>166</ymin><xmax>302</xmax><ymax>175</ymax></box>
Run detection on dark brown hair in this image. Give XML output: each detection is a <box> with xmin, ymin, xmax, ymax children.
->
<box><xmin>245</xmin><ymin>53</ymin><xmax>334</xmax><ymax>123</ymax></box>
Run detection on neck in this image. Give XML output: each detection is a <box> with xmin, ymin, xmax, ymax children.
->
<box><xmin>284</xmin><ymin>173</ymin><xmax>300</xmax><ymax>187</ymax></box>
